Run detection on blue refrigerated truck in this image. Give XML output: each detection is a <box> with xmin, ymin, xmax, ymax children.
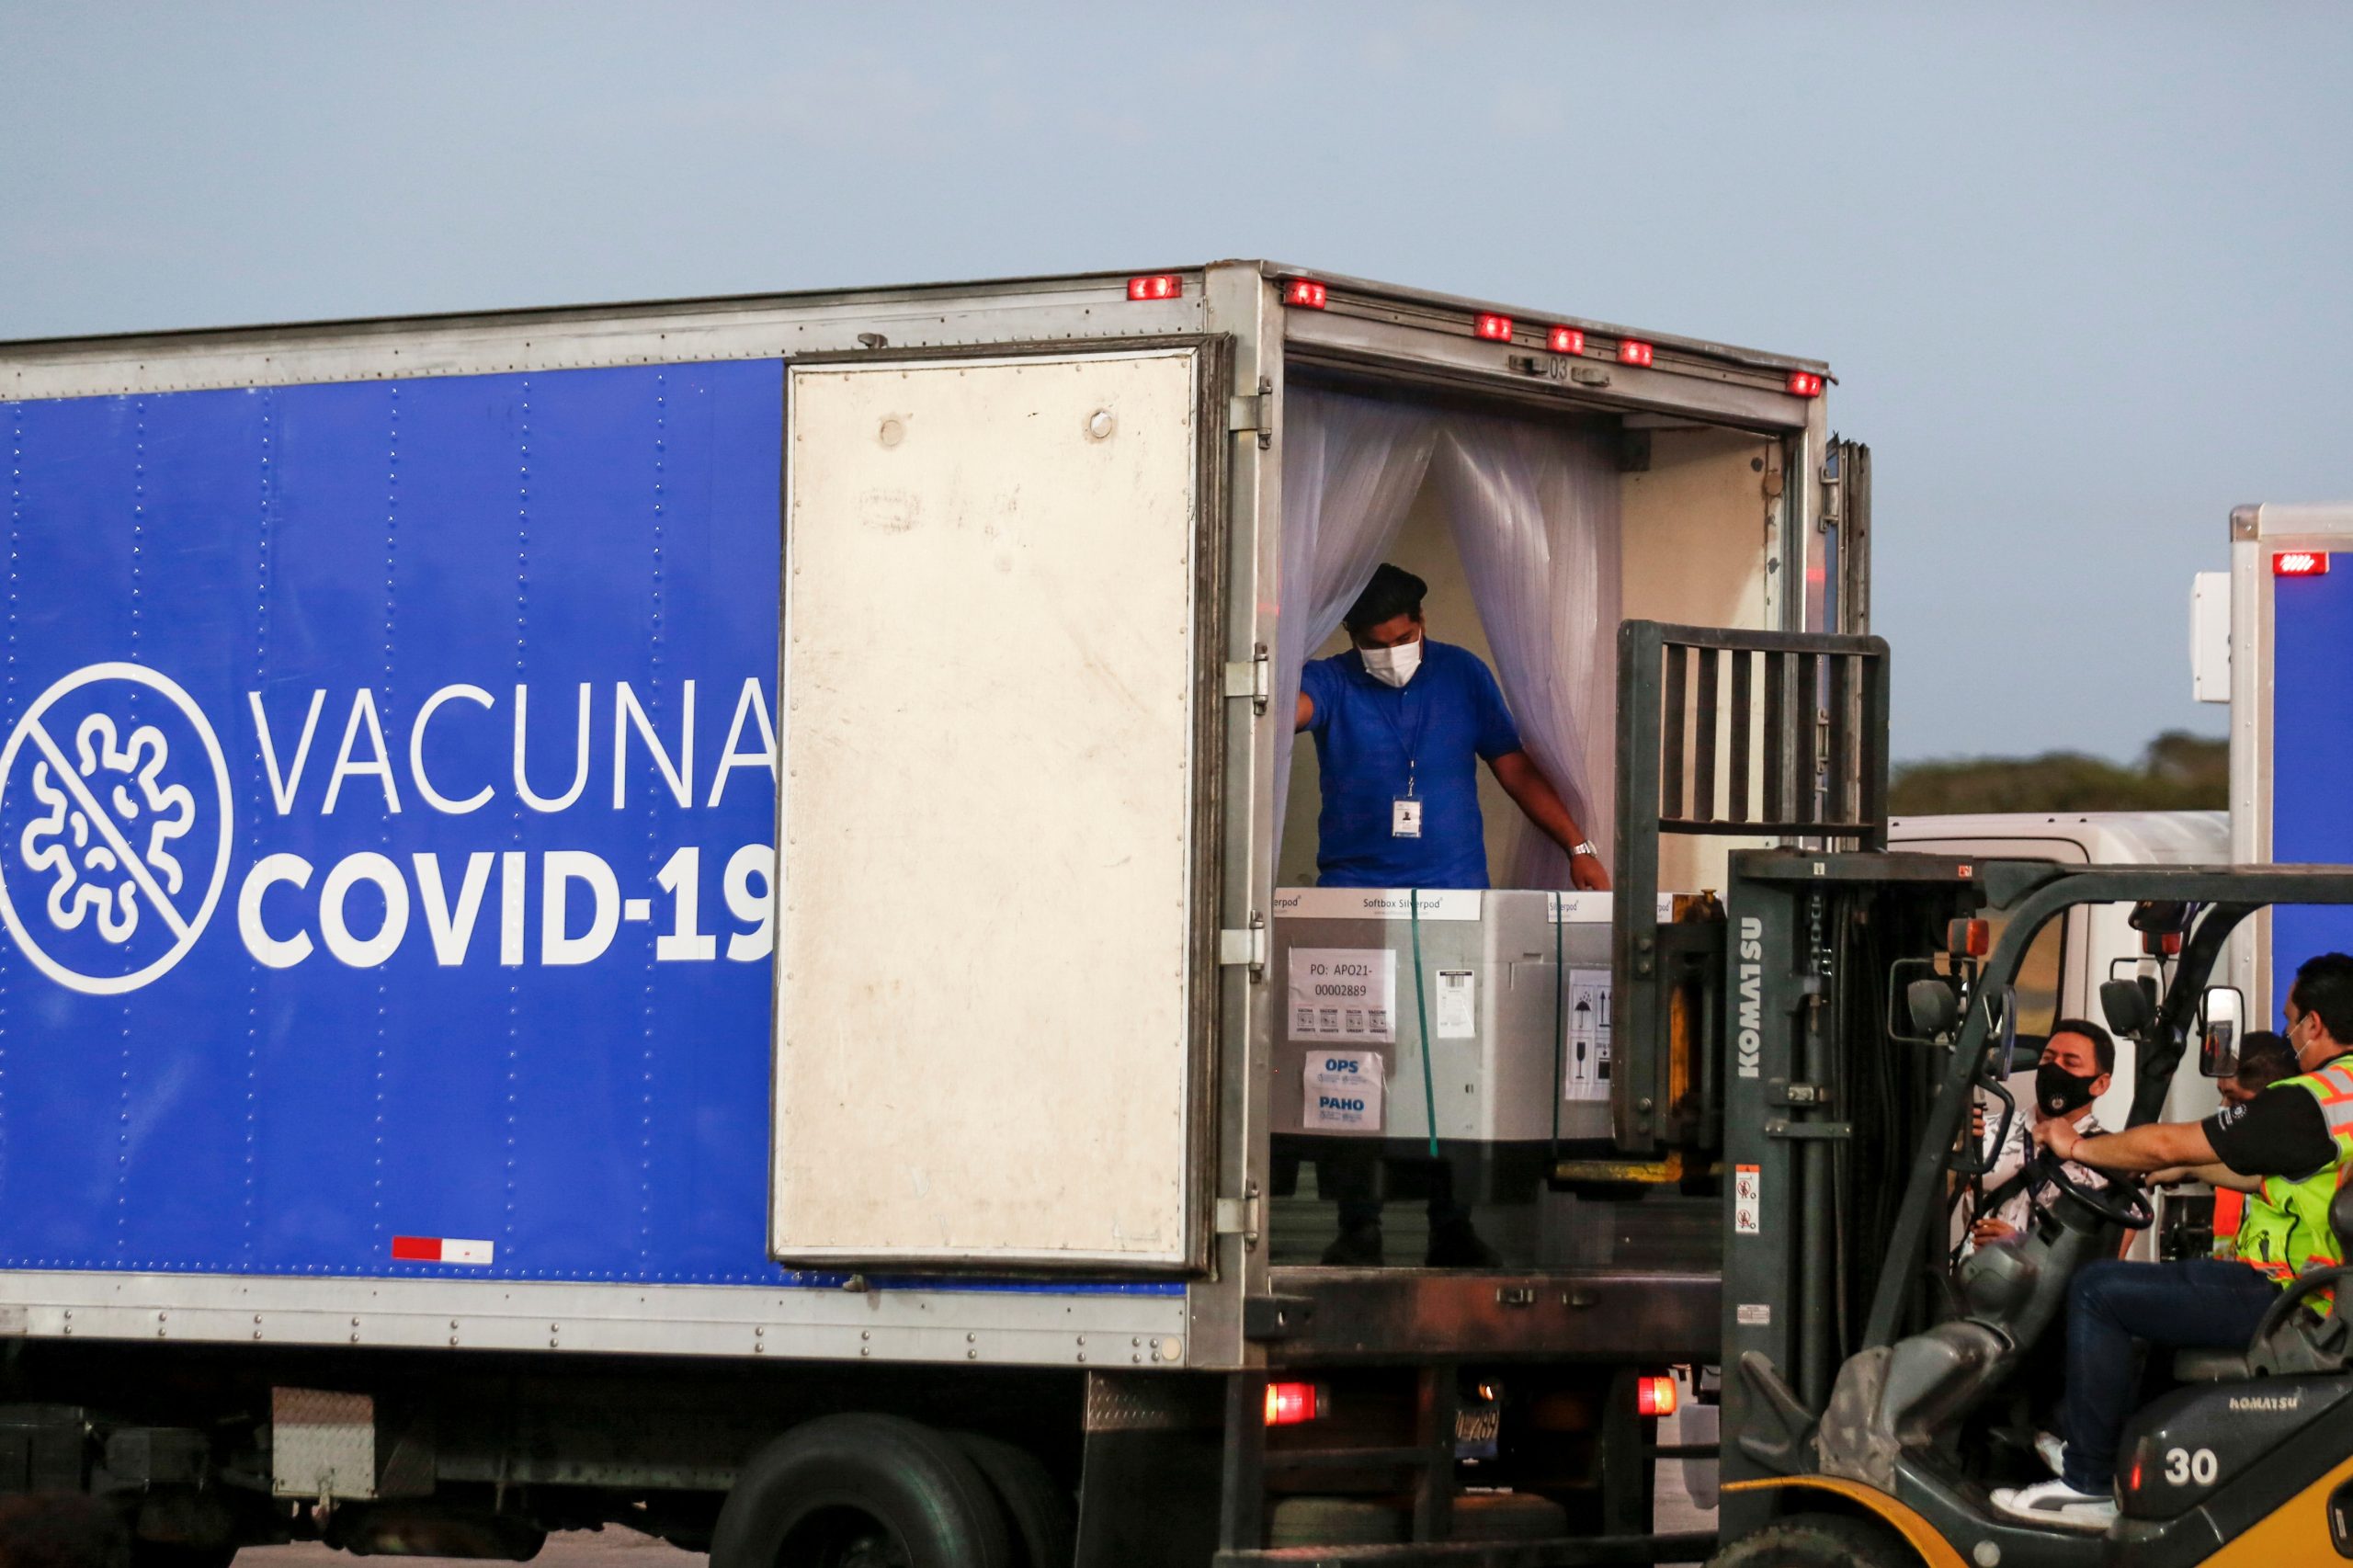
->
<box><xmin>0</xmin><ymin>267</ymin><xmax>1865</xmax><ymax>1568</ymax></box>
<box><xmin>2208</xmin><ymin>503</ymin><xmax>2353</xmax><ymax>1022</ymax></box>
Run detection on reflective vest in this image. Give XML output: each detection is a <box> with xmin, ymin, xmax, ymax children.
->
<box><xmin>2235</xmin><ymin>1058</ymin><xmax>2353</xmax><ymax>1287</ymax></box>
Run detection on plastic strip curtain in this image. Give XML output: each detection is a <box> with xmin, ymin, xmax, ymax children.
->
<box><xmin>1430</xmin><ymin>414</ymin><xmax>1622</xmax><ymax>890</ymax></box>
<box><xmin>1271</xmin><ymin>389</ymin><xmax>1441</xmax><ymax>836</ymax></box>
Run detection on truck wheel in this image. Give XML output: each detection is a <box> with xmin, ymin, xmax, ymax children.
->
<box><xmin>1709</xmin><ymin>1511</ymin><xmax>1915</xmax><ymax>1568</ymax></box>
<box><xmin>950</xmin><ymin>1435</ymin><xmax>1073</xmax><ymax>1568</ymax></box>
<box><xmin>712</xmin><ymin>1415</ymin><xmax>1011</xmax><ymax>1568</ymax></box>
<box><xmin>131</xmin><ymin>1548</ymin><xmax>237</xmax><ymax>1568</ymax></box>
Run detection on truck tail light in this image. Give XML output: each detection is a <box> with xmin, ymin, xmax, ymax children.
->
<box><xmin>1635</xmin><ymin>1376</ymin><xmax>1677</xmax><ymax>1417</ymax></box>
<box><xmin>1947</xmin><ymin>919</ymin><xmax>1990</xmax><ymax>958</ymax></box>
<box><xmin>2275</xmin><ymin>551</ymin><xmax>2330</xmax><ymax>577</ymax></box>
<box><xmin>1474</xmin><ymin>313</ymin><xmax>1514</xmax><ymax>342</ymax></box>
<box><xmin>1265</xmin><ymin>1382</ymin><xmax>1324</xmax><ymax>1426</ymax></box>
<box><xmin>1788</xmin><ymin>370</ymin><xmax>1824</xmax><ymax>398</ymax></box>
<box><xmin>1283</xmin><ymin>278</ymin><xmax>1328</xmax><ymax>310</ymax></box>
<box><xmin>1618</xmin><ymin>339</ymin><xmax>1654</xmax><ymax>368</ymax></box>
<box><xmin>1127</xmin><ymin>275</ymin><xmax>1181</xmax><ymax>301</ymax></box>
<box><xmin>1548</xmin><ymin>326</ymin><xmax>1585</xmax><ymax>356</ymax></box>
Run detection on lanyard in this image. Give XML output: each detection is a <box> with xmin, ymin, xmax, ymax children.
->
<box><xmin>1367</xmin><ymin>673</ymin><xmax>1430</xmax><ymax>799</ymax></box>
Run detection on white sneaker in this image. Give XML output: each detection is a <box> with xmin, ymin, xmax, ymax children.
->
<box><xmin>2033</xmin><ymin>1431</ymin><xmax>2067</xmax><ymax>1476</ymax></box>
<box><xmin>1992</xmin><ymin>1477</ymin><xmax>2118</xmax><ymax>1532</ymax></box>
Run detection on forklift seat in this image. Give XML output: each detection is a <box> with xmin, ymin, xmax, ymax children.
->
<box><xmin>2169</xmin><ymin>1347</ymin><xmax>2250</xmax><ymax>1382</ymax></box>
<box><xmin>2193</xmin><ymin>1187</ymin><xmax>2353</xmax><ymax>1383</ymax></box>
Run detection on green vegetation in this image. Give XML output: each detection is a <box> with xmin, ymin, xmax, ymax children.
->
<box><xmin>1889</xmin><ymin>731</ymin><xmax>2226</xmax><ymax>816</ymax></box>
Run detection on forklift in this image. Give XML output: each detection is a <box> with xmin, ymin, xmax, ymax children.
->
<box><xmin>1603</xmin><ymin>622</ymin><xmax>2353</xmax><ymax>1567</ymax></box>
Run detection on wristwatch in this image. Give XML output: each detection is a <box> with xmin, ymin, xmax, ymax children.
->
<box><xmin>1571</xmin><ymin>840</ymin><xmax>1599</xmax><ymax>858</ymax></box>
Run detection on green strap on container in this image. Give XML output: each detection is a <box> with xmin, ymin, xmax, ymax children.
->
<box><xmin>1551</xmin><ymin>892</ymin><xmax>1565</xmax><ymax>1156</ymax></box>
<box><xmin>1410</xmin><ymin>889</ymin><xmax>1439</xmax><ymax>1157</ymax></box>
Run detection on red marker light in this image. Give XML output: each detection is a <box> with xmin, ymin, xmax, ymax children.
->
<box><xmin>1474</xmin><ymin>312</ymin><xmax>1514</xmax><ymax>342</ymax></box>
<box><xmin>1547</xmin><ymin>326</ymin><xmax>1585</xmax><ymax>356</ymax></box>
<box><xmin>1283</xmin><ymin>278</ymin><xmax>1328</xmax><ymax>310</ymax></box>
<box><xmin>2275</xmin><ymin>551</ymin><xmax>2330</xmax><ymax>577</ymax></box>
<box><xmin>1635</xmin><ymin>1376</ymin><xmax>1677</xmax><ymax>1418</ymax></box>
<box><xmin>1947</xmin><ymin>919</ymin><xmax>1990</xmax><ymax>958</ymax></box>
<box><xmin>1787</xmin><ymin>370</ymin><xmax>1824</xmax><ymax>398</ymax></box>
<box><xmin>1127</xmin><ymin>274</ymin><xmax>1181</xmax><ymax>301</ymax></box>
<box><xmin>1264</xmin><ymin>1382</ymin><xmax>1324</xmax><ymax>1426</ymax></box>
<box><xmin>1618</xmin><ymin>339</ymin><xmax>1654</xmax><ymax>368</ymax></box>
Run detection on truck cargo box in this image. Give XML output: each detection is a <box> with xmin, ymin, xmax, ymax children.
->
<box><xmin>0</xmin><ymin>263</ymin><xmax>1858</xmax><ymax>1370</ymax></box>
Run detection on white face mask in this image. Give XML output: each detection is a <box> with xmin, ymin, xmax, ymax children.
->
<box><xmin>1359</xmin><ymin>637</ymin><xmax>1423</xmax><ymax>688</ymax></box>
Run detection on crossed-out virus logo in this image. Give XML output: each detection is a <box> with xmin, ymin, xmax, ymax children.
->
<box><xmin>0</xmin><ymin>664</ymin><xmax>236</xmax><ymax>995</ymax></box>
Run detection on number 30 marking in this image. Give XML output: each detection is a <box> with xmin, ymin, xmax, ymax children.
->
<box><xmin>2164</xmin><ymin>1447</ymin><xmax>2219</xmax><ymax>1486</ymax></box>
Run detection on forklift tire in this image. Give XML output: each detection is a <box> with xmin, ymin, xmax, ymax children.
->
<box><xmin>950</xmin><ymin>1434</ymin><xmax>1074</xmax><ymax>1568</ymax></box>
<box><xmin>1709</xmin><ymin>1511</ymin><xmax>1915</xmax><ymax>1568</ymax></box>
<box><xmin>711</xmin><ymin>1414</ymin><xmax>1012</xmax><ymax>1568</ymax></box>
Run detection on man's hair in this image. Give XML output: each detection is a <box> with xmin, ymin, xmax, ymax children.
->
<box><xmin>1342</xmin><ymin>563</ymin><xmax>1428</xmax><ymax>632</ymax></box>
<box><xmin>2290</xmin><ymin>952</ymin><xmax>2353</xmax><ymax>1046</ymax></box>
<box><xmin>2234</xmin><ymin>1029</ymin><xmax>2299</xmax><ymax>1090</ymax></box>
<box><xmin>0</xmin><ymin>1494</ymin><xmax>131</xmax><ymax>1568</ymax></box>
<box><xmin>2049</xmin><ymin>1017</ymin><xmax>2116</xmax><ymax>1076</ymax></box>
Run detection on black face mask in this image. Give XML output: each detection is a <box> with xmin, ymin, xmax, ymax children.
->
<box><xmin>2037</xmin><ymin>1062</ymin><xmax>2101</xmax><ymax>1118</ymax></box>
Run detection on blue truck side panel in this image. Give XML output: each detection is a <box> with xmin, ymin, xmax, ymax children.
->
<box><xmin>0</xmin><ymin>365</ymin><xmax>786</xmax><ymax>1284</ymax></box>
<box><xmin>2270</xmin><ymin>568</ymin><xmax>2353</xmax><ymax>1006</ymax></box>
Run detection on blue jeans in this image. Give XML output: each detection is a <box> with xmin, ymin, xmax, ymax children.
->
<box><xmin>2061</xmin><ymin>1258</ymin><xmax>2279</xmax><ymax>1491</ymax></box>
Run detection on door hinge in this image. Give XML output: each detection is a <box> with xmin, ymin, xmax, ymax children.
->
<box><xmin>1223</xmin><ymin>644</ymin><xmax>1270</xmax><ymax>713</ymax></box>
<box><xmin>1227</xmin><ymin>378</ymin><xmax>1273</xmax><ymax>449</ymax></box>
<box><xmin>1819</xmin><ymin>453</ymin><xmax>1842</xmax><ymax>532</ymax></box>
<box><xmin>1214</xmin><ymin>1192</ymin><xmax>1262</xmax><ymax>1247</ymax></box>
<box><xmin>1219</xmin><ymin>914</ymin><xmax>1268</xmax><ymax>976</ymax></box>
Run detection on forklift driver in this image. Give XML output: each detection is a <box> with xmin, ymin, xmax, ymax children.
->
<box><xmin>1962</xmin><ymin>1020</ymin><xmax>2116</xmax><ymax>1253</ymax></box>
<box><xmin>1294</xmin><ymin>562</ymin><xmax>1608</xmax><ymax>1269</ymax></box>
<box><xmin>1991</xmin><ymin>952</ymin><xmax>2353</xmax><ymax>1531</ymax></box>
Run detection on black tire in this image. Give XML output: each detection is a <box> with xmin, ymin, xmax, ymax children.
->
<box><xmin>950</xmin><ymin>1435</ymin><xmax>1074</xmax><ymax>1568</ymax></box>
<box><xmin>711</xmin><ymin>1414</ymin><xmax>1013</xmax><ymax>1568</ymax></box>
<box><xmin>1709</xmin><ymin>1511</ymin><xmax>1916</xmax><ymax>1568</ymax></box>
<box><xmin>131</xmin><ymin>1546</ymin><xmax>237</xmax><ymax>1568</ymax></box>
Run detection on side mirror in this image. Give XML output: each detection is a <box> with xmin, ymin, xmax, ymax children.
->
<box><xmin>2200</xmin><ymin>986</ymin><xmax>2246</xmax><ymax>1079</ymax></box>
<box><xmin>2100</xmin><ymin>977</ymin><xmax>2155</xmax><ymax>1040</ymax></box>
<box><xmin>1906</xmin><ymin>978</ymin><xmax>1960</xmax><ymax>1040</ymax></box>
<box><xmin>2002</xmin><ymin>1033</ymin><xmax>2049</xmax><ymax>1075</ymax></box>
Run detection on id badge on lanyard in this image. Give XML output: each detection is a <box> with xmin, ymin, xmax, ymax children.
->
<box><xmin>1392</xmin><ymin>796</ymin><xmax>1423</xmax><ymax>838</ymax></box>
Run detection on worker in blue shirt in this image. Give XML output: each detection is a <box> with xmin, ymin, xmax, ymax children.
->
<box><xmin>1295</xmin><ymin>563</ymin><xmax>1608</xmax><ymax>1267</ymax></box>
<box><xmin>1298</xmin><ymin>565</ymin><xmax>1608</xmax><ymax>894</ymax></box>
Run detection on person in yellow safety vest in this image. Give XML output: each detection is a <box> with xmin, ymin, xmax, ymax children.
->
<box><xmin>2157</xmin><ymin>1031</ymin><xmax>2304</xmax><ymax>1269</ymax></box>
<box><xmin>1990</xmin><ymin>951</ymin><xmax>2353</xmax><ymax>1534</ymax></box>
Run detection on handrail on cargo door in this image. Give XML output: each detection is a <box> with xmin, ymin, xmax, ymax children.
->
<box><xmin>1609</xmin><ymin>621</ymin><xmax>1891</xmax><ymax>1153</ymax></box>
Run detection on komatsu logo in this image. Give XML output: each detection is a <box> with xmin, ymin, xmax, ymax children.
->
<box><xmin>2228</xmin><ymin>1393</ymin><xmax>2300</xmax><ymax>1412</ymax></box>
<box><xmin>1737</xmin><ymin>916</ymin><xmax>1764</xmax><ymax>1079</ymax></box>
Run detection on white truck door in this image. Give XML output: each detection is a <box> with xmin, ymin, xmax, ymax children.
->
<box><xmin>773</xmin><ymin>347</ymin><xmax>1216</xmax><ymax>1269</ymax></box>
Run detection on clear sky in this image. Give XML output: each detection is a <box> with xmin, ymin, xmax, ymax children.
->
<box><xmin>4</xmin><ymin>3</ymin><xmax>2347</xmax><ymax>762</ymax></box>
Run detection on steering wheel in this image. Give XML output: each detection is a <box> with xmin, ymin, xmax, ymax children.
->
<box><xmin>2032</xmin><ymin>1148</ymin><xmax>2154</xmax><ymax>1231</ymax></box>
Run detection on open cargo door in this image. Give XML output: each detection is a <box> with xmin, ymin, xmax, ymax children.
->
<box><xmin>773</xmin><ymin>347</ymin><xmax>1222</xmax><ymax>1270</ymax></box>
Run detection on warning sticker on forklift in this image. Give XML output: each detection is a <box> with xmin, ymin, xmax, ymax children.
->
<box><xmin>1734</xmin><ymin>1165</ymin><xmax>1762</xmax><ymax>1233</ymax></box>
<box><xmin>1736</xmin><ymin>1304</ymin><xmax>1771</xmax><ymax>1326</ymax></box>
<box><xmin>1562</xmin><ymin>969</ymin><xmax>1611</xmax><ymax>1100</ymax></box>
<box><xmin>1305</xmin><ymin>1052</ymin><xmax>1384</xmax><ymax>1131</ymax></box>
<box><xmin>1288</xmin><ymin>948</ymin><xmax>1397</xmax><ymax>1042</ymax></box>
